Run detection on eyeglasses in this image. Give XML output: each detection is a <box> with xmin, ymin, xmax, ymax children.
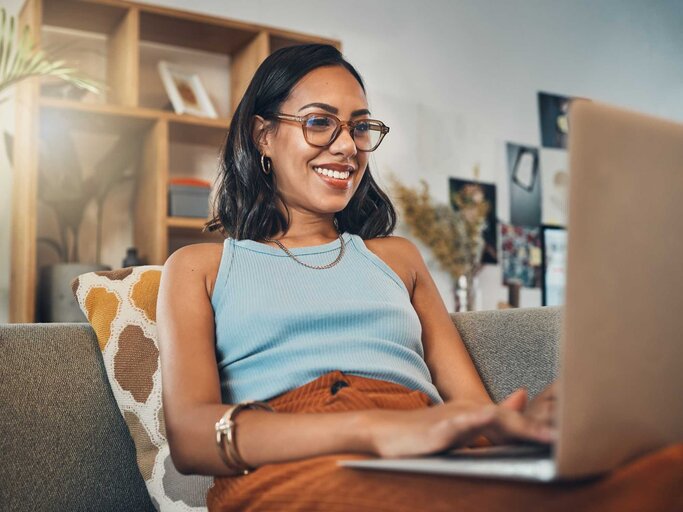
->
<box><xmin>272</xmin><ymin>112</ymin><xmax>390</xmax><ymax>152</ymax></box>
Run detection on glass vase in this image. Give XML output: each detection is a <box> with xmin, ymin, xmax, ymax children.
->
<box><xmin>453</xmin><ymin>273</ymin><xmax>479</xmax><ymax>312</ymax></box>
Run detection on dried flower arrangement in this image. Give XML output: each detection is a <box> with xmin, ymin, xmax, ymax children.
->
<box><xmin>390</xmin><ymin>176</ymin><xmax>490</xmax><ymax>310</ymax></box>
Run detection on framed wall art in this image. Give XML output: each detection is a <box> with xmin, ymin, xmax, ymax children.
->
<box><xmin>507</xmin><ymin>142</ymin><xmax>542</xmax><ymax>227</ymax></box>
<box><xmin>449</xmin><ymin>178</ymin><xmax>498</xmax><ymax>264</ymax></box>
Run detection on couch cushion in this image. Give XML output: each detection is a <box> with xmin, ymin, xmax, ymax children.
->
<box><xmin>452</xmin><ymin>306</ymin><xmax>561</xmax><ymax>402</ymax></box>
<box><xmin>71</xmin><ymin>266</ymin><xmax>212</xmax><ymax>511</ymax></box>
<box><xmin>0</xmin><ymin>323</ymin><xmax>155</xmax><ymax>512</ymax></box>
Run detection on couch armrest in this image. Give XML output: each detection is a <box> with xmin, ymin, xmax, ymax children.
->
<box><xmin>452</xmin><ymin>306</ymin><xmax>562</xmax><ymax>402</ymax></box>
<box><xmin>0</xmin><ymin>323</ymin><xmax>154</xmax><ymax>512</ymax></box>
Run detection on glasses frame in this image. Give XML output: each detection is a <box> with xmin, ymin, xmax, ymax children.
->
<box><xmin>272</xmin><ymin>112</ymin><xmax>390</xmax><ymax>152</ymax></box>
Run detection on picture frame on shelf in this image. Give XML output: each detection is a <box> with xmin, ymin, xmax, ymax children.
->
<box><xmin>158</xmin><ymin>60</ymin><xmax>218</xmax><ymax>118</ymax></box>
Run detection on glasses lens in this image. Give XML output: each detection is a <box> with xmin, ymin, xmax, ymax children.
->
<box><xmin>303</xmin><ymin>115</ymin><xmax>338</xmax><ymax>146</ymax></box>
<box><xmin>352</xmin><ymin>121</ymin><xmax>383</xmax><ymax>151</ymax></box>
<box><xmin>302</xmin><ymin>115</ymin><xmax>385</xmax><ymax>150</ymax></box>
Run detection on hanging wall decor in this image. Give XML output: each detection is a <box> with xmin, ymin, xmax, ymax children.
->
<box><xmin>449</xmin><ymin>178</ymin><xmax>498</xmax><ymax>264</ymax></box>
<box><xmin>538</xmin><ymin>91</ymin><xmax>574</xmax><ymax>149</ymax></box>
<box><xmin>540</xmin><ymin>148</ymin><xmax>569</xmax><ymax>226</ymax></box>
<box><xmin>500</xmin><ymin>223</ymin><xmax>542</xmax><ymax>289</ymax></box>
<box><xmin>507</xmin><ymin>143</ymin><xmax>541</xmax><ymax>227</ymax></box>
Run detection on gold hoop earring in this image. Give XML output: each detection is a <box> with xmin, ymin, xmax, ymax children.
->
<box><xmin>260</xmin><ymin>154</ymin><xmax>272</xmax><ymax>175</ymax></box>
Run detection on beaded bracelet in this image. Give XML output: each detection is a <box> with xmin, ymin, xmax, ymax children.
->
<box><xmin>215</xmin><ymin>400</ymin><xmax>275</xmax><ymax>475</ymax></box>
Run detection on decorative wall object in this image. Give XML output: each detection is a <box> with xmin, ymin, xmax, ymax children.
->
<box><xmin>538</xmin><ymin>91</ymin><xmax>572</xmax><ymax>149</ymax></box>
<box><xmin>158</xmin><ymin>60</ymin><xmax>217</xmax><ymax>118</ymax></box>
<box><xmin>500</xmin><ymin>223</ymin><xmax>541</xmax><ymax>288</ymax></box>
<box><xmin>540</xmin><ymin>225</ymin><xmax>568</xmax><ymax>306</ymax></box>
<box><xmin>506</xmin><ymin>142</ymin><xmax>541</xmax><ymax>227</ymax></box>
<box><xmin>449</xmin><ymin>178</ymin><xmax>498</xmax><ymax>264</ymax></box>
<box><xmin>540</xmin><ymin>148</ymin><xmax>569</xmax><ymax>226</ymax></box>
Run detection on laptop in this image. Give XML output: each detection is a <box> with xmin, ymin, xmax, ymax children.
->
<box><xmin>339</xmin><ymin>100</ymin><xmax>683</xmax><ymax>482</ymax></box>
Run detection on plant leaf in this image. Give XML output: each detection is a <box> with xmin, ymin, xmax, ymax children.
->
<box><xmin>0</xmin><ymin>9</ymin><xmax>104</xmax><ymax>96</ymax></box>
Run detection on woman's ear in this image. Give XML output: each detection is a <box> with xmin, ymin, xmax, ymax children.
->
<box><xmin>251</xmin><ymin>115</ymin><xmax>271</xmax><ymax>155</ymax></box>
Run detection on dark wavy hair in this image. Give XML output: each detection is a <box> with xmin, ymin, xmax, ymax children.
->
<box><xmin>206</xmin><ymin>44</ymin><xmax>396</xmax><ymax>240</ymax></box>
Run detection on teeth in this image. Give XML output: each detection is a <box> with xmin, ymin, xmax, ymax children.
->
<box><xmin>313</xmin><ymin>167</ymin><xmax>350</xmax><ymax>180</ymax></box>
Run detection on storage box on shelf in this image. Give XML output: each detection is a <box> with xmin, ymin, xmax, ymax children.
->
<box><xmin>10</xmin><ymin>0</ymin><xmax>340</xmax><ymax>322</ymax></box>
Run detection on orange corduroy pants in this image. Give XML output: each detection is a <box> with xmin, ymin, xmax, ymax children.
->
<box><xmin>207</xmin><ymin>370</ymin><xmax>683</xmax><ymax>512</ymax></box>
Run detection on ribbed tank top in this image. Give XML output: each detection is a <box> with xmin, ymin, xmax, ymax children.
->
<box><xmin>210</xmin><ymin>232</ymin><xmax>443</xmax><ymax>405</ymax></box>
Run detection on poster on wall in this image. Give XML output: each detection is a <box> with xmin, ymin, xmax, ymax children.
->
<box><xmin>538</xmin><ymin>91</ymin><xmax>573</xmax><ymax>149</ymax></box>
<box><xmin>500</xmin><ymin>223</ymin><xmax>542</xmax><ymax>288</ymax></box>
<box><xmin>507</xmin><ymin>142</ymin><xmax>541</xmax><ymax>227</ymax></box>
<box><xmin>540</xmin><ymin>148</ymin><xmax>569</xmax><ymax>226</ymax></box>
<box><xmin>449</xmin><ymin>178</ymin><xmax>498</xmax><ymax>264</ymax></box>
<box><xmin>541</xmin><ymin>225</ymin><xmax>568</xmax><ymax>306</ymax></box>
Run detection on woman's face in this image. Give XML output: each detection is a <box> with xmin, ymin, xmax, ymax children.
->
<box><xmin>257</xmin><ymin>65</ymin><xmax>371</xmax><ymax>219</ymax></box>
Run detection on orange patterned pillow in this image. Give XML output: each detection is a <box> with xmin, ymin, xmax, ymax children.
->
<box><xmin>72</xmin><ymin>266</ymin><xmax>212</xmax><ymax>511</ymax></box>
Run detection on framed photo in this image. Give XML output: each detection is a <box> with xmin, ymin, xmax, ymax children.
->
<box><xmin>538</xmin><ymin>91</ymin><xmax>572</xmax><ymax>149</ymax></box>
<box><xmin>500</xmin><ymin>223</ymin><xmax>542</xmax><ymax>289</ymax></box>
<box><xmin>158</xmin><ymin>60</ymin><xmax>218</xmax><ymax>118</ymax></box>
<box><xmin>540</xmin><ymin>148</ymin><xmax>569</xmax><ymax>226</ymax></box>
<box><xmin>506</xmin><ymin>142</ymin><xmax>541</xmax><ymax>228</ymax></box>
<box><xmin>449</xmin><ymin>178</ymin><xmax>498</xmax><ymax>264</ymax></box>
<box><xmin>540</xmin><ymin>225</ymin><xmax>568</xmax><ymax>306</ymax></box>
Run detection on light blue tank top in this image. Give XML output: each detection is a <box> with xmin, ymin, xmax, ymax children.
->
<box><xmin>210</xmin><ymin>233</ymin><xmax>443</xmax><ymax>405</ymax></box>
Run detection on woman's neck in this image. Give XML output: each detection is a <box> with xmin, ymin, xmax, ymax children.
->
<box><xmin>267</xmin><ymin>215</ymin><xmax>340</xmax><ymax>248</ymax></box>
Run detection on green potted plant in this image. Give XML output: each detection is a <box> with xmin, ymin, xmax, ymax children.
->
<box><xmin>0</xmin><ymin>8</ymin><xmax>101</xmax><ymax>102</ymax></box>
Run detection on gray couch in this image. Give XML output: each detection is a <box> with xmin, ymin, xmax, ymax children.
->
<box><xmin>0</xmin><ymin>307</ymin><xmax>561</xmax><ymax>512</ymax></box>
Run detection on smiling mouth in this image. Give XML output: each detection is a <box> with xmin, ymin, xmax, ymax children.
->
<box><xmin>313</xmin><ymin>166</ymin><xmax>352</xmax><ymax>180</ymax></box>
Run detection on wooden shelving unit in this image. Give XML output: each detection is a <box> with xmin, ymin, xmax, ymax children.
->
<box><xmin>10</xmin><ymin>0</ymin><xmax>340</xmax><ymax>322</ymax></box>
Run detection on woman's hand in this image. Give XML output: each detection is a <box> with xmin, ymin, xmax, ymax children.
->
<box><xmin>366</xmin><ymin>389</ymin><xmax>556</xmax><ymax>459</ymax></box>
<box><xmin>523</xmin><ymin>381</ymin><xmax>558</xmax><ymax>429</ymax></box>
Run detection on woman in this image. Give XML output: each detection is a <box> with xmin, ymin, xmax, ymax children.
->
<box><xmin>157</xmin><ymin>44</ymin><xmax>571</xmax><ymax>511</ymax></box>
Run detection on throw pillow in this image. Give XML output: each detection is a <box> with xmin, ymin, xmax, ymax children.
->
<box><xmin>72</xmin><ymin>266</ymin><xmax>212</xmax><ymax>511</ymax></box>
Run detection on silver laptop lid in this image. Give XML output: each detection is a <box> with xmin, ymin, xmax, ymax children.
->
<box><xmin>556</xmin><ymin>101</ymin><xmax>683</xmax><ymax>478</ymax></box>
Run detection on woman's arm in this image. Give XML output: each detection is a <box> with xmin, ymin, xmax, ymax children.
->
<box><xmin>158</xmin><ymin>244</ymin><xmax>553</xmax><ymax>476</ymax></box>
<box><xmin>365</xmin><ymin>236</ymin><xmax>492</xmax><ymax>405</ymax></box>
<box><xmin>369</xmin><ymin>237</ymin><xmax>558</xmax><ymax>431</ymax></box>
<box><xmin>157</xmin><ymin>244</ymin><xmax>370</xmax><ymax>475</ymax></box>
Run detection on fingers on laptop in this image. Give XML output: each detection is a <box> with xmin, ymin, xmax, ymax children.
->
<box><xmin>434</xmin><ymin>402</ymin><xmax>555</xmax><ymax>450</ymax></box>
<box><xmin>525</xmin><ymin>382</ymin><xmax>558</xmax><ymax>427</ymax></box>
<box><xmin>499</xmin><ymin>388</ymin><xmax>529</xmax><ymax>411</ymax></box>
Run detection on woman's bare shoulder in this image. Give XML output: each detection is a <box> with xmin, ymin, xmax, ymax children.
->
<box><xmin>163</xmin><ymin>242</ymin><xmax>225</xmax><ymax>297</ymax></box>
<box><xmin>362</xmin><ymin>236</ymin><xmax>424</xmax><ymax>296</ymax></box>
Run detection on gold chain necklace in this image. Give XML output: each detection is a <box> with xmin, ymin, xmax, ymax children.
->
<box><xmin>264</xmin><ymin>233</ymin><xmax>346</xmax><ymax>270</ymax></box>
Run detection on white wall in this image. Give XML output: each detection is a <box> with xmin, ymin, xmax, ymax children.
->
<box><xmin>2</xmin><ymin>0</ymin><xmax>683</xmax><ymax>319</ymax></box>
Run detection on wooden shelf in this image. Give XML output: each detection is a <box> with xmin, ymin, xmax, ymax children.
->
<box><xmin>139</xmin><ymin>8</ymin><xmax>259</xmax><ymax>55</ymax></box>
<box><xmin>39</xmin><ymin>97</ymin><xmax>230</xmax><ymax>127</ymax></box>
<box><xmin>39</xmin><ymin>96</ymin><xmax>156</xmax><ymax>133</ymax></box>
<box><xmin>39</xmin><ymin>97</ymin><xmax>229</xmax><ymax>145</ymax></box>
<box><xmin>269</xmin><ymin>29</ymin><xmax>341</xmax><ymax>52</ymax></box>
<box><xmin>10</xmin><ymin>0</ymin><xmax>340</xmax><ymax>322</ymax></box>
<box><xmin>166</xmin><ymin>217</ymin><xmax>223</xmax><ymax>243</ymax></box>
<box><xmin>43</xmin><ymin>0</ymin><xmax>129</xmax><ymax>34</ymax></box>
<box><xmin>167</xmin><ymin>216</ymin><xmax>210</xmax><ymax>230</ymax></box>
<box><xmin>168</xmin><ymin>116</ymin><xmax>228</xmax><ymax>147</ymax></box>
